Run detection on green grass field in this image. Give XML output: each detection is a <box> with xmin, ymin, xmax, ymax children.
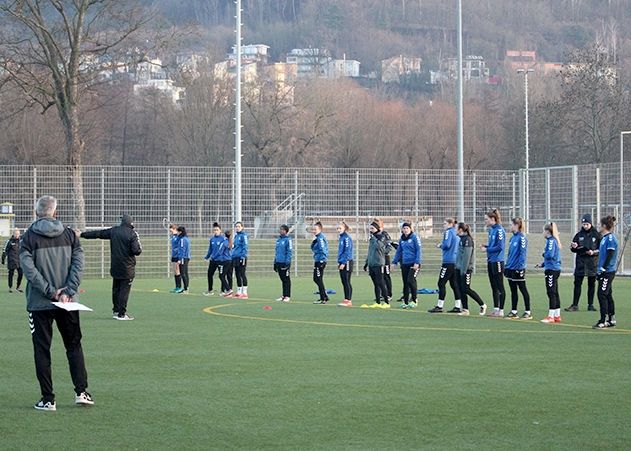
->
<box><xmin>1</xmin><ymin>274</ymin><xmax>630</xmax><ymax>450</ymax></box>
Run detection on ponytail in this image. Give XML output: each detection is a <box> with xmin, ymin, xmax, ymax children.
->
<box><xmin>457</xmin><ymin>222</ymin><xmax>472</xmax><ymax>238</ymax></box>
<box><xmin>486</xmin><ymin>208</ymin><xmax>501</xmax><ymax>224</ymax></box>
<box><xmin>512</xmin><ymin>217</ymin><xmax>525</xmax><ymax>233</ymax></box>
<box><xmin>544</xmin><ymin>222</ymin><xmax>562</xmax><ymax>249</ymax></box>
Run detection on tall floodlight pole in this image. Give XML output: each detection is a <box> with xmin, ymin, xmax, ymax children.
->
<box><xmin>234</xmin><ymin>0</ymin><xmax>243</xmax><ymax>223</ymax></box>
<box><xmin>517</xmin><ymin>68</ymin><xmax>534</xmax><ymax>233</ymax></box>
<box><xmin>456</xmin><ymin>0</ymin><xmax>464</xmax><ymax>222</ymax></box>
<box><xmin>620</xmin><ymin>131</ymin><xmax>631</xmax><ymax>273</ymax></box>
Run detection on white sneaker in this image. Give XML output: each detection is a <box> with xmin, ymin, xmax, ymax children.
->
<box><xmin>282</xmin><ymin>297</ymin><xmax>290</xmax><ymax>303</ymax></box>
<box><xmin>479</xmin><ymin>304</ymin><xmax>487</xmax><ymax>316</ymax></box>
<box><xmin>182</xmin><ymin>290</ymin><xmax>189</xmax><ymax>295</ymax></box>
<box><xmin>115</xmin><ymin>314</ymin><xmax>135</xmax><ymax>321</ymax></box>
<box><xmin>203</xmin><ymin>291</ymin><xmax>214</xmax><ymax>296</ymax></box>
<box><xmin>112</xmin><ymin>312</ymin><xmax>119</xmax><ymax>319</ymax></box>
<box><xmin>75</xmin><ymin>391</ymin><xmax>94</xmax><ymax>406</ymax></box>
<box><xmin>275</xmin><ymin>296</ymin><xmax>284</xmax><ymax>301</ymax></box>
<box><xmin>457</xmin><ymin>309</ymin><xmax>470</xmax><ymax>316</ymax></box>
<box><xmin>34</xmin><ymin>399</ymin><xmax>56</xmax><ymax>411</ymax></box>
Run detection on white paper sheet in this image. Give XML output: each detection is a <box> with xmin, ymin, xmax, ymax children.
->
<box><xmin>52</xmin><ymin>302</ymin><xmax>93</xmax><ymax>312</ymax></box>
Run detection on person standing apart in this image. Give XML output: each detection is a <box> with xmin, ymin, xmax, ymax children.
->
<box><xmin>594</xmin><ymin>216</ymin><xmax>618</xmax><ymax>329</ymax></box>
<box><xmin>566</xmin><ymin>214</ymin><xmax>601</xmax><ymax>312</ymax></box>
<box><xmin>2</xmin><ymin>228</ymin><xmax>23</xmax><ymax>293</ymax></box>
<box><xmin>274</xmin><ymin>225</ymin><xmax>292</xmax><ymax>302</ymax></box>
<box><xmin>20</xmin><ymin>195</ymin><xmax>93</xmax><ymax>411</ymax></box>
<box><xmin>428</xmin><ymin>218</ymin><xmax>462</xmax><ymax>313</ymax></box>
<box><xmin>337</xmin><ymin>222</ymin><xmax>354</xmax><ymax>307</ymax></box>
<box><xmin>176</xmin><ymin>226</ymin><xmax>191</xmax><ymax>294</ymax></box>
<box><xmin>454</xmin><ymin>222</ymin><xmax>486</xmax><ymax>316</ymax></box>
<box><xmin>537</xmin><ymin>222</ymin><xmax>562</xmax><ymax>324</ymax></box>
<box><xmin>481</xmin><ymin>209</ymin><xmax>506</xmax><ymax>317</ymax></box>
<box><xmin>79</xmin><ymin>214</ymin><xmax>142</xmax><ymax>320</ymax></box>
<box><xmin>311</xmin><ymin>221</ymin><xmax>329</xmax><ymax>304</ymax></box>
<box><xmin>392</xmin><ymin>222</ymin><xmax>422</xmax><ymax>309</ymax></box>
<box><xmin>505</xmin><ymin>218</ymin><xmax>531</xmax><ymax>320</ymax></box>
<box><xmin>362</xmin><ymin>221</ymin><xmax>393</xmax><ymax>309</ymax></box>
<box><xmin>232</xmin><ymin>222</ymin><xmax>249</xmax><ymax>299</ymax></box>
<box><xmin>168</xmin><ymin>224</ymin><xmax>181</xmax><ymax>293</ymax></box>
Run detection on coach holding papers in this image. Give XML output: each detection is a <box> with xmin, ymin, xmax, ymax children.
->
<box><xmin>20</xmin><ymin>195</ymin><xmax>93</xmax><ymax>411</ymax></box>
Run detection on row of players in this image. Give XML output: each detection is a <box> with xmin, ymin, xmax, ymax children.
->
<box><xmin>167</xmin><ymin>210</ymin><xmax>619</xmax><ymax>330</ymax></box>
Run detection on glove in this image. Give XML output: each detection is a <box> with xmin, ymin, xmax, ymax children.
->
<box><xmin>273</xmin><ymin>264</ymin><xmax>278</xmax><ymax>272</ymax></box>
<box><xmin>391</xmin><ymin>242</ymin><xmax>399</xmax><ymax>249</ymax></box>
<box><xmin>363</xmin><ymin>264</ymin><xmax>368</xmax><ymax>272</ymax></box>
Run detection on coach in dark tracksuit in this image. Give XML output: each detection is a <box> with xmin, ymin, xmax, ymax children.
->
<box><xmin>20</xmin><ymin>195</ymin><xmax>91</xmax><ymax>411</ymax></box>
<box><xmin>2</xmin><ymin>228</ymin><xmax>23</xmax><ymax>292</ymax></box>
<box><xmin>565</xmin><ymin>214</ymin><xmax>601</xmax><ymax>312</ymax></box>
<box><xmin>80</xmin><ymin>214</ymin><xmax>142</xmax><ymax>320</ymax></box>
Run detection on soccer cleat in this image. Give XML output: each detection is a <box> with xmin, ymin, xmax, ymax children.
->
<box><xmin>75</xmin><ymin>392</ymin><xmax>94</xmax><ymax>406</ymax></box>
<box><xmin>593</xmin><ymin>321</ymin><xmax>608</xmax><ymax>329</ymax></box>
<box><xmin>408</xmin><ymin>301</ymin><xmax>417</xmax><ymax>308</ymax></box>
<box><xmin>486</xmin><ymin>311</ymin><xmax>503</xmax><ymax>318</ymax></box>
<box><xmin>427</xmin><ymin>306</ymin><xmax>443</xmax><ymax>313</ymax></box>
<box><xmin>380</xmin><ymin>303</ymin><xmax>391</xmax><ymax>309</ymax></box>
<box><xmin>313</xmin><ymin>300</ymin><xmax>328</xmax><ymax>304</ymax></box>
<box><xmin>337</xmin><ymin>299</ymin><xmax>352</xmax><ymax>307</ymax></box>
<box><xmin>170</xmin><ymin>288</ymin><xmax>179</xmax><ymax>293</ymax></box>
<box><xmin>520</xmin><ymin>312</ymin><xmax>533</xmax><ymax>320</ymax></box>
<box><xmin>16</xmin><ymin>288</ymin><xmax>23</xmax><ymax>293</ymax></box>
<box><xmin>220</xmin><ymin>290</ymin><xmax>233</xmax><ymax>297</ymax></box>
<box><xmin>34</xmin><ymin>399</ymin><xmax>56</xmax><ymax>411</ymax></box>
<box><xmin>608</xmin><ymin>316</ymin><xmax>616</xmax><ymax>327</ymax></box>
<box><xmin>173</xmin><ymin>288</ymin><xmax>184</xmax><ymax>294</ymax></box>
<box><xmin>540</xmin><ymin>316</ymin><xmax>555</xmax><ymax>323</ymax></box>
<box><xmin>368</xmin><ymin>303</ymin><xmax>382</xmax><ymax>309</ymax></box>
<box><xmin>587</xmin><ymin>305</ymin><xmax>597</xmax><ymax>312</ymax></box>
<box><xmin>233</xmin><ymin>293</ymin><xmax>243</xmax><ymax>298</ymax></box>
<box><xmin>446</xmin><ymin>307</ymin><xmax>462</xmax><ymax>314</ymax></box>
<box><xmin>115</xmin><ymin>314</ymin><xmax>135</xmax><ymax>321</ymax></box>
<box><xmin>400</xmin><ymin>303</ymin><xmax>408</xmax><ymax>309</ymax></box>
<box><xmin>203</xmin><ymin>291</ymin><xmax>214</xmax><ymax>297</ymax></box>
<box><xmin>275</xmin><ymin>296</ymin><xmax>285</xmax><ymax>301</ymax></box>
<box><xmin>554</xmin><ymin>316</ymin><xmax>562</xmax><ymax>323</ymax></box>
<box><xmin>240</xmin><ymin>294</ymin><xmax>248</xmax><ymax>299</ymax></box>
<box><xmin>457</xmin><ymin>309</ymin><xmax>470</xmax><ymax>316</ymax></box>
<box><xmin>506</xmin><ymin>312</ymin><xmax>519</xmax><ymax>319</ymax></box>
<box><xmin>564</xmin><ymin>305</ymin><xmax>578</xmax><ymax>312</ymax></box>
<box><xmin>479</xmin><ymin>304</ymin><xmax>487</xmax><ymax>316</ymax></box>
<box><xmin>281</xmin><ymin>297</ymin><xmax>291</xmax><ymax>303</ymax></box>
<box><xmin>8</xmin><ymin>288</ymin><xmax>12</xmax><ymax>293</ymax></box>
<box><xmin>182</xmin><ymin>290</ymin><xmax>189</xmax><ymax>295</ymax></box>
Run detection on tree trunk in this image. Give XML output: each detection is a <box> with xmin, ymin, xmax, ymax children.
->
<box><xmin>61</xmin><ymin>105</ymin><xmax>87</xmax><ymax>229</ymax></box>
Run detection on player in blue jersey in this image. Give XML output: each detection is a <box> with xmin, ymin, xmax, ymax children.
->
<box><xmin>594</xmin><ymin>216</ymin><xmax>619</xmax><ymax>329</ymax></box>
<box><xmin>481</xmin><ymin>209</ymin><xmax>506</xmax><ymax>317</ymax></box>
<box><xmin>505</xmin><ymin>217</ymin><xmax>531</xmax><ymax>320</ymax></box>
<box><xmin>537</xmin><ymin>222</ymin><xmax>562</xmax><ymax>323</ymax></box>
<box><xmin>428</xmin><ymin>218</ymin><xmax>461</xmax><ymax>313</ymax></box>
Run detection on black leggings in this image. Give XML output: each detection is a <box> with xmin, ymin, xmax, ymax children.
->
<box><xmin>275</xmin><ymin>263</ymin><xmax>291</xmax><ymax>297</ymax></box>
<box><xmin>383</xmin><ymin>255</ymin><xmax>392</xmax><ymax>298</ymax></box>
<box><xmin>544</xmin><ymin>270</ymin><xmax>561</xmax><ymax>309</ymax></box>
<box><xmin>369</xmin><ymin>266</ymin><xmax>389</xmax><ymax>303</ymax></box>
<box><xmin>313</xmin><ymin>261</ymin><xmax>328</xmax><ymax>301</ymax></box>
<box><xmin>207</xmin><ymin>261</ymin><xmax>219</xmax><ymax>291</ymax></box>
<box><xmin>219</xmin><ymin>261</ymin><xmax>232</xmax><ymax>292</ymax></box>
<box><xmin>597</xmin><ymin>272</ymin><xmax>615</xmax><ymax>322</ymax></box>
<box><xmin>339</xmin><ymin>260</ymin><xmax>353</xmax><ymax>300</ymax></box>
<box><xmin>178</xmin><ymin>259</ymin><xmax>190</xmax><ymax>290</ymax></box>
<box><xmin>487</xmin><ymin>261</ymin><xmax>506</xmax><ymax>309</ymax></box>
<box><xmin>401</xmin><ymin>264</ymin><xmax>419</xmax><ymax>303</ymax></box>
<box><xmin>438</xmin><ymin>263</ymin><xmax>460</xmax><ymax>301</ymax></box>
<box><xmin>456</xmin><ymin>269</ymin><xmax>484</xmax><ymax>310</ymax></box>
<box><xmin>8</xmin><ymin>267</ymin><xmax>23</xmax><ymax>289</ymax></box>
<box><xmin>573</xmin><ymin>275</ymin><xmax>596</xmax><ymax>307</ymax></box>
<box><xmin>507</xmin><ymin>269</ymin><xmax>530</xmax><ymax>311</ymax></box>
<box><xmin>233</xmin><ymin>258</ymin><xmax>248</xmax><ymax>288</ymax></box>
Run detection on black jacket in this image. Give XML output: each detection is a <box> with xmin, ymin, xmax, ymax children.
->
<box><xmin>81</xmin><ymin>215</ymin><xmax>142</xmax><ymax>279</ymax></box>
<box><xmin>2</xmin><ymin>237</ymin><xmax>20</xmax><ymax>270</ymax></box>
<box><xmin>20</xmin><ymin>218</ymin><xmax>83</xmax><ymax>311</ymax></box>
<box><xmin>571</xmin><ymin>227</ymin><xmax>601</xmax><ymax>276</ymax></box>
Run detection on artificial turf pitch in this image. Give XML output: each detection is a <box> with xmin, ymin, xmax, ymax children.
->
<box><xmin>1</xmin><ymin>275</ymin><xmax>630</xmax><ymax>450</ymax></box>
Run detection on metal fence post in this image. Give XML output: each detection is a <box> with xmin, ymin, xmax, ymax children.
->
<box><xmin>512</xmin><ymin>172</ymin><xmax>516</xmax><ymax>219</ymax></box>
<box><xmin>545</xmin><ymin>168</ymin><xmax>551</xmax><ymax>221</ymax></box>
<box><xmin>572</xmin><ymin>165</ymin><xmax>578</xmax><ymax>234</ymax></box>
<box><xmin>415</xmin><ymin>171</ymin><xmax>419</xmax><ymax>226</ymax></box>
<box><xmin>355</xmin><ymin>170</ymin><xmax>360</xmax><ymax>270</ymax></box>
<box><xmin>472</xmin><ymin>171</ymin><xmax>477</xmax><ymax>274</ymax></box>
<box><xmin>596</xmin><ymin>167</ymin><xmax>601</xmax><ymax>225</ymax></box>
<box><xmin>167</xmin><ymin>168</ymin><xmax>171</xmax><ymax>278</ymax></box>
<box><xmin>101</xmin><ymin>168</ymin><xmax>105</xmax><ymax>279</ymax></box>
<box><xmin>294</xmin><ymin>170</ymin><xmax>299</xmax><ymax>277</ymax></box>
<box><xmin>33</xmin><ymin>167</ymin><xmax>37</xmax><ymax>222</ymax></box>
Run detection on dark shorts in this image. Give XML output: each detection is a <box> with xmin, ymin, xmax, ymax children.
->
<box><xmin>171</xmin><ymin>257</ymin><xmax>179</xmax><ymax>263</ymax></box>
<box><xmin>505</xmin><ymin>268</ymin><xmax>526</xmax><ymax>281</ymax></box>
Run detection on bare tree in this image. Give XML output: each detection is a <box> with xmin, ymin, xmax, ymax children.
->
<box><xmin>0</xmin><ymin>0</ymin><xmax>163</xmax><ymax>227</ymax></box>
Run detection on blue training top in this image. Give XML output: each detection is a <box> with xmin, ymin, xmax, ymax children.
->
<box><xmin>542</xmin><ymin>236</ymin><xmax>561</xmax><ymax>271</ymax></box>
<box><xmin>205</xmin><ymin>235</ymin><xmax>228</xmax><ymax>261</ymax></box>
<box><xmin>486</xmin><ymin>224</ymin><xmax>506</xmax><ymax>263</ymax></box>
<box><xmin>392</xmin><ymin>232</ymin><xmax>422</xmax><ymax>265</ymax></box>
<box><xmin>506</xmin><ymin>231</ymin><xmax>527</xmax><ymax>270</ymax></box>
<box><xmin>440</xmin><ymin>227</ymin><xmax>459</xmax><ymax>264</ymax></box>
<box><xmin>275</xmin><ymin>234</ymin><xmax>293</xmax><ymax>265</ymax></box>
<box><xmin>171</xmin><ymin>235</ymin><xmax>180</xmax><ymax>258</ymax></box>
<box><xmin>598</xmin><ymin>232</ymin><xmax>619</xmax><ymax>273</ymax></box>
<box><xmin>232</xmin><ymin>230</ymin><xmax>248</xmax><ymax>259</ymax></box>
<box><xmin>311</xmin><ymin>232</ymin><xmax>328</xmax><ymax>262</ymax></box>
<box><xmin>178</xmin><ymin>236</ymin><xmax>191</xmax><ymax>260</ymax></box>
<box><xmin>337</xmin><ymin>232</ymin><xmax>353</xmax><ymax>264</ymax></box>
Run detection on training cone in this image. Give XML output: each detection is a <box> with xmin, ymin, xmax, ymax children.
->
<box><xmin>79</xmin><ymin>289</ymin><xmax>86</xmax><ymax>294</ymax></box>
<box><xmin>263</xmin><ymin>305</ymin><xmax>272</xmax><ymax>311</ymax></box>
<box><xmin>152</xmin><ymin>289</ymin><xmax>160</xmax><ymax>292</ymax></box>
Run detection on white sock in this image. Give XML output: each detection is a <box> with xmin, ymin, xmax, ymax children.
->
<box><xmin>511</xmin><ymin>310</ymin><xmax>517</xmax><ymax>314</ymax></box>
<box><xmin>243</xmin><ymin>286</ymin><xmax>248</xmax><ymax>295</ymax></box>
<box><xmin>437</xmin><ymin>299</ymin><xmax>445</xmax><ymax>308</ymax></box>
<box><xmin>548</xmin><ymin>309</ymin><xmax>555</xmax><ymax>318</ymax></box>
<box><xmin>237</xmin><ymin>287</ymin><xmax>242</xmax><ymax>295</ymax></box>
<box><xmin>525</xmin><ymin>310</ymin><xmax>531</xmax><ymax>315</ymax></box>
<box><xmin>494</xmin><ymin>307</ymin><xmax>499</xmax><ymax>312</ymax></box>
<box><xmin>555</xmin><ymin>308</ymin><xmax>560</xmax><ymax>317</ymax></box>
<box><xmin>499</xmin><ymin>309</ymin><xmax>504</xmax><ymax>316</ymax></box>
<box><xmin>455</xmin><ymin>299</ymin><xmax>462</xmax><ymax>309</ymax></box>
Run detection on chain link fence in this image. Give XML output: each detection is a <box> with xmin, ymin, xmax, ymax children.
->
<box><xmin>0</xmin><ymin>163</ymin><xmax>628</xmax><ymax>280</ymax></box>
